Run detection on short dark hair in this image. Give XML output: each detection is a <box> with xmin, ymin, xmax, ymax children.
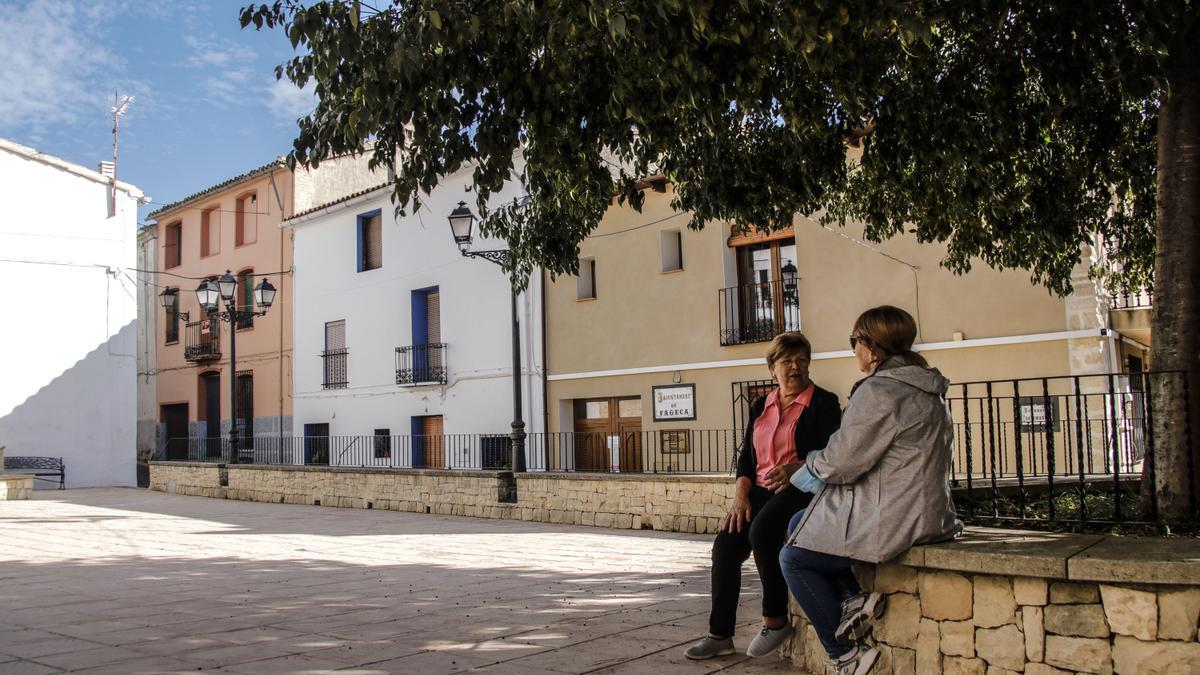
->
<box><xmin>765</xmin><ymin>331</ymin><xmax>812</xmax><ymax>368</ymax></box>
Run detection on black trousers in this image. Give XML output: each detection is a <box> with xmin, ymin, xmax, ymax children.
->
<box><xmin>709</xmin><ymin>485</ymin><xmax>810</xmax><ymax>637</ymax></box>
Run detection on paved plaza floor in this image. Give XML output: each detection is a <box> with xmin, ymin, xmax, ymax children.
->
<box><xmin>0</xmin><ymin>489</ymin><xmax>800</xmax><ymax>674</ymax></box>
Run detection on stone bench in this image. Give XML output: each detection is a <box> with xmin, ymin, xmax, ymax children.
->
<box><xmin>784</xmin><ymin>528</ymin><xmax>1200</xmax><ymax>674</ymax></box>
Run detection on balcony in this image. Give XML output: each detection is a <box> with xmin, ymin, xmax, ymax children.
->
<box><xmin>396</xmin><ymin>343</ymin><xmax>448</xmax><ymax>385</ymax></box>
<box><xmin>1109</xmin><ymin>287</ymin><xmax>1153</xmax><ymax>346</ymax></box>
<box><xmin>718</xmin><ymin>279</ymin><xmax>801</xmax><ymax>346</ymax></box>
<box><xmin>1110</xmin><ymin>288</ymin><xmax>1153</xmax><ymax>311</ymax></box>
<box><xmin>321</xmin><ymin>349</ymin><xmax>349</xmax><ymax>389</ymax></box>
<box><xmin>184</xmin><ymin>320</ymin><xmax>221</xmax><ymax>362</ymax></box>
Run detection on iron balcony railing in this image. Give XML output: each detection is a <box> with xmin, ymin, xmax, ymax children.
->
<box><xmin>321</xmin><ymin>349</ymin><xmax>348</xmax><ymax>389</ymax></box>
<box><xmin>1110</xmin><ymin>287</ymin><xmax>1153</xmax><ymax>310</ymax></box>
<box><xmin>718</xmin><ymin>279</ymin><xmax>801</xmax><ymax>346</ymax></box>
<box><xmin>396</xmin><ymin>343</ymin><xmax>448</xmax><ymax>385</ymax></box>
<box><xmin>184</xmin><ymin>320</ymin><xmax>221</xmax><ymax>362</ymax></box>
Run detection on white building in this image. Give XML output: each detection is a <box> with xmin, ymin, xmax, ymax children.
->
<box><xmin>0</xmin><ymin>138</ymin><xmax>148</xmax><ymax>488</ymax></box>
<box><xmin>284</xmin><ymin>165</ymin><xmax>545</xmax><ymax>470</ymax></box>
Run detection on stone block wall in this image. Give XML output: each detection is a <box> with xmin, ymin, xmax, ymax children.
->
<box><xmin>784</xmin><ymin>542</ymin><xmax>1200</xmax><ymax>674</ymax></box>
<box><xmin>149</xmin><ymin>463</ymin><xmax>733</xmax><ymax>534</ymax></box>
<box><xmin>224</xmin><ymin>465</ymin><xmax>518</xmax><ymax>519</ymax></box>
<box><xmin>0</xmin><ymin>475</ymin><xmax>33</xmax><ymax>500</ymax></box>
<box><xmin>148</xmin><ymin>462</ymin><xmax>222</xmax><ymax>497</ymax></box>
<box><xmin>515</xmin><ymin>473</ymin><xmax>733</xmax><ymax>533</ymax></box>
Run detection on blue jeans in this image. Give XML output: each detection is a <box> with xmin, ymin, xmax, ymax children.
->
<box><xmin>779</xmin><ymin>526</ymin><xmax>863</xmax><ymax>659</ymax></box>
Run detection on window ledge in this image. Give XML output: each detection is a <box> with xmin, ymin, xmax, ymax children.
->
<box><xmin>576</xmin><ymin>296</ymin><xmax>597</xmax><ymax>303</ymax></box>
<box><xmin>660</xmin><ymin>268</ymin><xmax>684</xmax><ymax>275</ymax></box>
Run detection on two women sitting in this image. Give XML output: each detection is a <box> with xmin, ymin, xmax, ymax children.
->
<box><xmin>688</xmin><ymin>306</ymin><xmax>961</xmax><ymax>675</ymax></box>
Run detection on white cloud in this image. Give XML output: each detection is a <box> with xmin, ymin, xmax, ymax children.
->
<box><xmin>183</xmin><ymin>34</ymin><xmax>256</xmax><ymax>69</ymax></box>
<box><xmin>0</xmin><ymin>1</ymin><xmax>125</xmax><ymax>131</ymax></box>
<box><xmin>267</xmin><ymin>77</ymin><xmax>317</xmax><ymax>126</ymax></box>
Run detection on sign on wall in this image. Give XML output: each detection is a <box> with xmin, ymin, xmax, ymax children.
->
<box><xmin>653</xmin><ymin>384</ymin><xmax>697</xmax><ymax>421</ymax></box>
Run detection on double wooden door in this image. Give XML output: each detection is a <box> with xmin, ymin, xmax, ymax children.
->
<box><xmin>573</xmin><ymin>397</ymin><xmax>643</xmax><ymax>472</ymax></box>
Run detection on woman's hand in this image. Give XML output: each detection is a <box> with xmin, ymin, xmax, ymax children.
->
<box><xmin>763</xmin><ymin>461</ymin><xmax>803</xmax><ymax>493</ymax></box>
<box><xmin>721</xmin><ymin>495</ymin><xmax>753</xmax><ymax>533</ymax></box>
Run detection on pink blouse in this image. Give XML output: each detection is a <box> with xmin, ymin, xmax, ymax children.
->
<box><xmin>753</xmin><ymin>384</ymin><xmax>814</xmax><ymax>485</ymax></box>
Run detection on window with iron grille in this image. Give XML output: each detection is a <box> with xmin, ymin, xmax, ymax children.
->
<box><xmin>165</xmin><ymin>288</ymin><xmax>180</xmax><ymax>343</ymax></box>
<box><xmin>358</xmin><ymin>210</ymin><xmax>383</xmax><ymax>271</ymax></box>
<box><xmin>322</xmin><ymin>320</ymin><xmax>348</xmax><ymax>389</ymax></box>
<box><xmin>236</xmin><ymin>371</ymin><xmax>254</xmax><ymax>449</ymax></box>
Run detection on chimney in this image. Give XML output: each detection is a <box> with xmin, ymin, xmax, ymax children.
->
<box><xmin>98</xmin><ymin>161</ymin><xmax>115</xmax><ymax>179</ymax></box>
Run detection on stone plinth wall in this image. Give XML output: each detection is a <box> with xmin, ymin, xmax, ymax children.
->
<box><xmin>148</xmin><ymin>463</ymin><xmax>731</xmax><ymax>534</ymax></box>
<box><xmin>515</xmin><ymin>473</ymin><xmax>732</xmax><ymax>533</ymax></box>
<box><xmin>225</xmin><ymin>465</ymin><xmax>517</xmax><ymax>519</ymax></box>
<box><xmin>148</xmin><ymin>462</ymin><xmax>223</xmax><ymax>497</ymax></box>
<box><xmin>785</xmin><ymin>531</ymin><xmax>1200</xmax><ymax>675</ymax></box>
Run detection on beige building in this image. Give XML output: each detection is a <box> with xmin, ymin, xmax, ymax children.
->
<box><xmin>543</xmin><ymin>185</ymin><xmax>1151</xmax><ymax>475</ymax></box>
<box><xmin>146</xmin><ymin>156</ymin><xmax>382</xmax><ymax>460</ymax></box>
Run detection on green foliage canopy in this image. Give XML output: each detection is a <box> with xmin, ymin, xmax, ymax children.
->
<box><xmin>243</xmin><ymin>0</ymin><xmax>1191</xmax><ymax>293</ymax></box>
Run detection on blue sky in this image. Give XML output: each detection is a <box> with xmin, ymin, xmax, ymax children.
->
<box><xmin>0</xmin><ymin>0</ymin><xmax>314</xmax><ymax>224</ymax></box>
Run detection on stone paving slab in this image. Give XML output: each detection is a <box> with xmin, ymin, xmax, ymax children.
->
<box><xmin>0</xmin><ymin>488</ymin><xmax>804</xmax><ymax>674</ymax></box>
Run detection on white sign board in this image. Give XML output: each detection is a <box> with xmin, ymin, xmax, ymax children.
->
<box><xmin>653</xmin><ymin>384</ymin><xmax>697</xmax><ymax>421</ymax></box>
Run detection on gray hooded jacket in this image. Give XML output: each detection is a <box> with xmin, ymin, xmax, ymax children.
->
<box><xmin>786</xmin><ymin>356</ymin><xmax>961</xmax><ymax>563</ymax></box>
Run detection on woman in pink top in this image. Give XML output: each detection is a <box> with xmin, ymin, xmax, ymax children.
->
<box><xmin>685</xmin><ymin>332</ymin><xmax>842</xmax><ymax>660</ymax></box>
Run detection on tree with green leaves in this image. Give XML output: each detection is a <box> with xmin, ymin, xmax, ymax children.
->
<box><xmin>243</xmin><ymin>0</ymin><xmax>1198</xmax><ymax>519</ymax></box>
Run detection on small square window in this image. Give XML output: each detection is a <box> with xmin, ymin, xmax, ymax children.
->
<box><xmin>660</xmin><ymin>229</ymin><xmax>683</xmax><ymax>272</ymax></box>
<box><xmin>576</xmin><ymin>258</ymin><xmax>596</xmax><ymax>300</ymax></box>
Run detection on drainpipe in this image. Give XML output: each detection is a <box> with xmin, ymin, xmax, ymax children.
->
<box><xmin>540</xmin><ymin>268</ymin><xmax>550</xmax><ymax>465</ymax></box>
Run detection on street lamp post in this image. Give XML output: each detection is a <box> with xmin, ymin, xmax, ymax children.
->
<box><xmin>447</xmin><ymin>201</ymin><xmax>526</xmax><ymax>473</ymax></box>
<box><xmin>164</xmin><ymin>271</ymin><xmax>276</xmax><ymax>465</ymax></box>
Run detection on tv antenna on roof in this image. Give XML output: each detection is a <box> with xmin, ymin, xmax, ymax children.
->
<box><xmin>109</xmin><ymin>91</ymin><xmax>134</xmax><ymax>218</ymax></box>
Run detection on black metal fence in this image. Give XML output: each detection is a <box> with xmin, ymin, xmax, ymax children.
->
<box><xmin>948</xmin><ymin>370</ymin><xmax>1198</xmax><ymax>532</ymax></box>
<box><xmin>159</xmin><ymin>370</ymin><xmax>1198</xmax><ymax>533</ymax></box>
<box><xmin>396</xmin><ymin>343</ymin><xmax>448</xmax><ymax>385</ymax></box>
<box><xmin>718</xmin><ymin>279</ymin><xmax>801</xmax><ymax>346</ymax></box>
<box><xmin>163</xmin><ymin>429</ymin><xmax>743</xmax><ymax>474</ymax></box>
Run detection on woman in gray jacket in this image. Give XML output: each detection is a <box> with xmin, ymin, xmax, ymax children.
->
<box><xmin>779</xmin><ymin>305</ymin><xmax>960</xmax><ymax>675</ymax></box>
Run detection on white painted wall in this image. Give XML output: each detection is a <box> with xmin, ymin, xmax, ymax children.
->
<box><xmin>0</xmin><ymin>139</ymin><xmax>143</xmax><ymax>488</ymax></box>
<box><xmin>289</xmin><ymin>164</ymin><xmax>545</xmax><ymax>469</ymax></box>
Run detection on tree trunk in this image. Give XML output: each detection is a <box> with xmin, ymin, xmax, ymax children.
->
<box><xmin>1149</xmin><ymin>28</ymin><xmax>1200</xmax><ymax>521</ymax></box>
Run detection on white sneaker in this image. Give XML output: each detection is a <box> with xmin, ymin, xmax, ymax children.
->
<box><xmin>746</xmin><ymin>623</ymin><xmax>793</xmax><ymax>657</ymax></box>
<box><xmin>684</xmin><ymin>635</ymin><xmax>735</xmax><ymax>660</ymax></box>
<box><xmin>834</xmin><ymin>644</ymin><xmax>880</xmax><ymax>675</ymax></box>
<box><xmin>835</xmin><ymin>591</ymin><xmax>886</xmax><ymax>643</ymax></box>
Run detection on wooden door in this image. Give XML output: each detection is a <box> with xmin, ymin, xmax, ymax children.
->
<box><xmin>573</xmin><ymin>399</ymin><xmax>612</xmax><ymax>472</ymax></box>
<box><xmin>416</xmin><ymin>415</ymin><xmax>445</xmax><ymax>468</ymax></box>
<box><xmin>573</xmin><ymin>397</ymin><xmax>643</xmax><ymax>472</ymax></box>
<box><xmin>162</xmin><ymin>404</ymin><xmax>189</xmax><ymax>460</ymax></box>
